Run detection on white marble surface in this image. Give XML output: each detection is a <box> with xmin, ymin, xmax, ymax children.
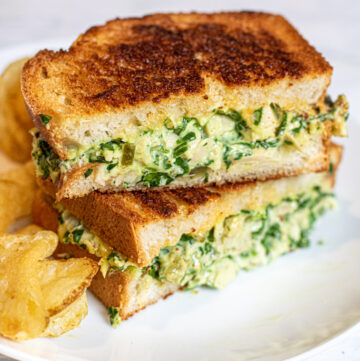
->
<box><xmin>0</xmin><ymin>0</ymin><xmax>359</xmax><ymax>360</ymax></box>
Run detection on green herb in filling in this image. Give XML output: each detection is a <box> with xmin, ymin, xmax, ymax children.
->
<box><xmin>270</xmin><ymin>103</ymin><xmax>282</xmax><ymax>120</ymax></box>
<box><xmin>215</xmin><ymin>109</ymin><xmax>250</xmax><ymax>137</ymax></box>
<box><xmin>291</xmin><ymin>115</ymin><xmax>307</xmax><ymax>134</ymax></box>
<box><xmin>275</xmin><ymin>112</ymin><xmax>288</xmax><ymax>136</ymax></box>
<box><xmin>253</xmin><ymin>107</ymin><xmax>263</xmax><ymax>125</ymax></box>
<box><xmin>107</xmin><ymin>307</ymin><xmax>121</xmax><ymax>328</ymax></box>
<box><xmin>204</xmin><ymin>172</ymin><xmax>209</xmax><ymax>183</ymax></box>
<box><xmin>100</xmin><ymin>139</ymin><xmax>124</xmax><ymax>151</ymax></box>
<box><xmin>72</xmin><ymin>229</ymin><xmax>84</xmax><ymax>244</ymax></box>
<box><xmin>84</xmin><ymin>168</ymin><xmax>93</xmax><ymax>178</ymax></box>
<box><xmin>39</xmin><ymin>114</ymin><xmax>52</xmax><ymax>125</ymax></box>
<box><xmin>106</xmin><ymin>163</ymin><xmax>118</xmax><ymax>172</ymax></box>
<box><xmin>140</xmin><ymin>172</ymin><xmax>173</xmax><ymax>187</ymax></box>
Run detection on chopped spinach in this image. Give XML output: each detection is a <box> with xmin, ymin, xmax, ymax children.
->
<box><xmin>151</xmin><ymin>145</ymin><xmax>168</xmax><ymax>166</ymax></box>
<box><xmin>100</xmin><ymin>139</ymin><xmax>124</xmax><ymax>151</ymax></box>
<box><xmin>179</xmin><ymin>234</ymin><xmax>195</xmax><ymax>245</ymax></box>
<box><xmin>72</xmin><ymin>229</ymin><xmax>84</xmax><ymax>244</ymax></box>
<box><xmin>39</xmin><ymin>114</ymin><xmax>52</xmax><ymax>125</ymax></box>
<box><xmin>173</xmin><ymin>143</ymin><xmax>188</xmax><ymax>158</ymax></box>
<box><xmin>89</xmin><ymin>155</ymin><xmax>111</xmax><ymax>163</ymax></box>
<box><xmin>173</xmin><ymin>117</ymin><xmax>192</xmax><ymax>135</ymax></box>
<box><xmin>141</xmin><ymin>172</ymin><xmax>173</xmax><ymax>187</ymax></box>
<box><xmin>106</xmin><ymin>163</ymin><xmax>118</xmax><ymax>172</ymax></box>
<box><xmin>148</xmin><ymin>260</ymin><xmax>160</xmax><ymax>279</ymax></box>
<box><xmin>63</xmin><ymin>231</ymin><xmax>70</xmax><ymax>243</ymax></box>
<box><xmin>203</xmin><ymin>242</ymin><xmax>214</xmax><ymax>254</ymax></box>
<box><xmin>270</xmin><ymin>103</ymin><xmax>282</xmax><ymax>120</ymax></box>
<box><xmin>107</xmin><ymin>307</ymin><xmax>121</xmax><ymax>327</ymax></box>
<box><xmin>174</xmin><ymin>157</ymin><xmax>189</xmax><ymax>175</ymax></box>
<box><xmin>223</xmin><ymin>145</ymin><xmax>232</xmax><ymax>169</ymax></box>
<box><xmin>204</xmin><ymin>172</ymin><xmax>209</xmax><ymax>183</ymax></box>
<box><xmin>215</xmin><ymin>109</ymin><xmax>249</xmax><ymax>137</ymax></box>
<box><xmin>84</xmin><ymin>168</ymin><xmax>93</xmax><ymax>178</ymax></box>
<box><xmin>207</xmin><ymin>227</ymin><xmax>215</xmax><ymax>243</ymax></box>
<box><xmin>275</xmin><ymin>112</ymin><xmax>288</xmax><ymax>136</ymax></box>
<box><xmin>291</xmin><ymin>115</ymin><xmax>307</xmax><ymax>134</ymax></box>
<box><xmin>177</xmin><ymin>131</ymin><xmax>196</xmax><ymax>144</ymax></box>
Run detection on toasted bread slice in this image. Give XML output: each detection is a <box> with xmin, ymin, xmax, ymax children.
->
<box><xmin>36</xmin><ymin>143</ymin><xmax>342</xmax><ymax>268</ymax></box>
<box><xmin>22</xmin><ymin>12</ymin><xmax>344</xmax><ymax>198</ymax></box>
<box><xmin>22</xmin><ymin>12</ymin><xmax>331</xmax><ymax>159</ymax></box>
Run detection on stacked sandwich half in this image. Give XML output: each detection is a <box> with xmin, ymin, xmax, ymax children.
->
<box><xmin>22</xmin><ymin>12</ymin><xmax>349</xmax><ymax>325</ymax></box>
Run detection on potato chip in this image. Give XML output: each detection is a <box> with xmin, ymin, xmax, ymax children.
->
<box><xmin>43</xmin><ymin>293</ymin><xmax>88</xmax><ymax>337</ymax></box>
<box><xmin>15</xmin><ymin>224</ymin><xmax>43</xmax><ymax>235</ymax></box>
<box><xmin>39</xmin><ymin>258</ymin><xmax>98</xmax><ymax>316</ymax></box>
<box><xmin>0</xmin><ymin>232</ymin><xmax>58</xmax><ymax>340</ymax></box>
<box><xmin>0</xmin><ymin>231</ymin><xmax>58</xmax><ymax>259</ymax></box>
<box><xmin>0</xmin><ymin>231</ymin><xmax>98</xmax><ymax>340</ymax></box>
<box><xmin>0</xmin><ymin>161</ymin><xmax>37</xmax><ymax>233</ymax></box>
<box><xmin>0</xmin><ymin>57</ymin><xmax>33</xmax><ymax>162</ymax></box>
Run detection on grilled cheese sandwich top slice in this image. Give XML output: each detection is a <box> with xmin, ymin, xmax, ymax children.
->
<box><xmin>22</xmin><ymin>12</ymin><xmax>333</xmax><ymax>157</ymax></box>
<box><xmin>23</xmin><ymin>12</ymin><xmax>348</xmax><ymax>197</ymax></box>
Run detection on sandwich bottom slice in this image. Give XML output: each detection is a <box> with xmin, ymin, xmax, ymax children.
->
<box><xmin>32</xmin><ymin>144</ymin><xmax>342</xmax><ymax>325</ymax></box>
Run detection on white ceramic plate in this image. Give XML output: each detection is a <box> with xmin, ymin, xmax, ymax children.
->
<box><xmin>0</xmin><ymin>41</ymin><xmax>359</xmax><ymax>361</ymax></box>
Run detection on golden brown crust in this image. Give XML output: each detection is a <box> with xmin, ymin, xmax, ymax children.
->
<box><xmin>22</xmin><ymin>12</ymin><xmax>332</xmax><ymax>158</ymax></box>
<box><xmin>38</xmin><ymin>176</ymin><xmax>225</xmax><ymax>223</ymax></box>
<box><xmin>23</xmin><ymin>12</ymin><xmax>331</xmax><ymax>110</ymax></box>
<box><xmin>32</xmin><ymin>189</ymin><xmax>60</xmax><ymax>232</ymax></box>
<box><xmin>37</xmin><ymin>177</ymin><xmax>226</xmax><ymax>265</ymax></box>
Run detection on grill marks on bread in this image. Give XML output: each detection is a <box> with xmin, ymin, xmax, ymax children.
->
<box><xmin>100</xmin><ymin>187</ymin><xmax>222</xmax><ymax>220</ymax></box>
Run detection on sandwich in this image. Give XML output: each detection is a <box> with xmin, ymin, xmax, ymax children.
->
<box><xmin>21</xmin><ymin>12</ymin><xmax>348</xmax><ymax>199</ymax></box>
<box><xmin>32</xmin><ymin>143</ymin><xmax>342</xmax><ymax>324</ymax></box>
